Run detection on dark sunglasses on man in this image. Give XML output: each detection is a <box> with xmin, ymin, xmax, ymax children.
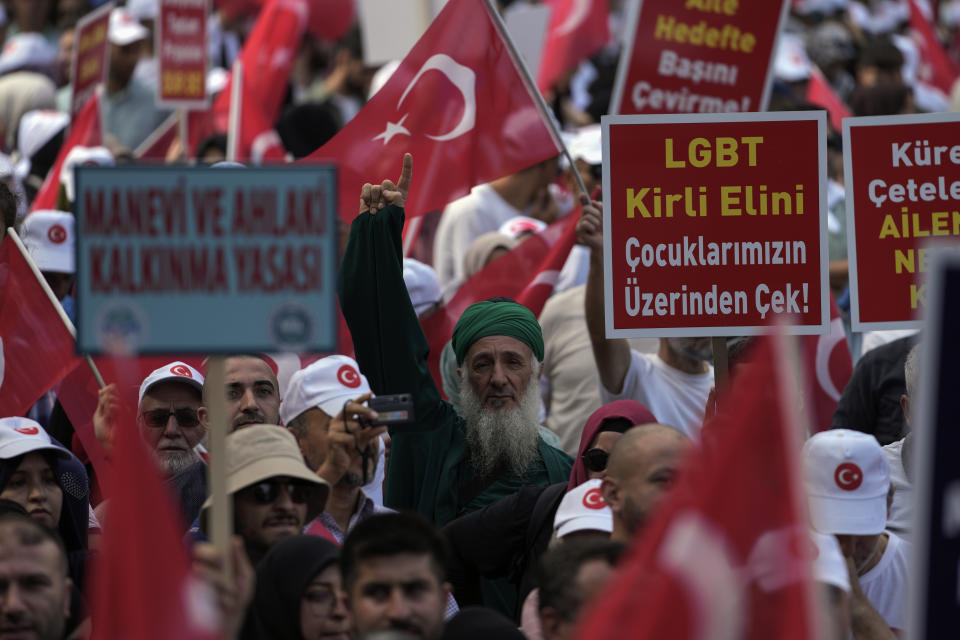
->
<box><xmin>581</xmin><ymin>447</ymin><xmax>609</xmax><ymax>473</ymax></box>
<box><xmin>239</xmin><ymin>479</ymin><xmax>312</xmax><ymax>505</ymax></box>
<box><xmin>140</xmin><ymin>407</ymin><xmax>201</xmax><ymax>429</ymax></box>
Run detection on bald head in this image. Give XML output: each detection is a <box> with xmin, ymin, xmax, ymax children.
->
<box><xmin>602</xmin><ymin>424</ymin><xmax>690</xmax><ymax>539</ymax></box>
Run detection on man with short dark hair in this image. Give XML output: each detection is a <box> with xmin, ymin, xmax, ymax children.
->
<box><xmin>342</xmin><ymin>513</ymin><xmax>451</xmax><ymax>640</ymax></box>
<box><xmin>537</xmin><ymin>539</ymin><xmax>624</xmax><ymax>640</ymax></box>
<box><xmin>199</xmin><ymin>354</ymin><xmax>282</xmax><ymax>431</ymax></box>
<box><xmin>0</xmin><ymin>513</ymin><xmax>72</xmax><ymax>640</ymax></box>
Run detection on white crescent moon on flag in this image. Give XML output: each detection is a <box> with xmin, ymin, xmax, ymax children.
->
<box><xmin>0</xmin><ymin>337</ymin><xmax>4</xmax><ymax>392</ymax></box>
<box><xmin>554</xmin><ymin>0</ymin><xmax>590</xmax><ymax>36</ymax></box>
<box><xmin>838</xmin><ymin>468</ymin><xmax>854</xmax><ymax>485</ymax></box>
<box><xmin>815</xmin><ymin>317</ymin><xmax>845</xmax><ymax>401</ymax></box>
<box><xmin>397</xmin><ymin>54</ymin><xmax>476</xmax><ymax>141</ymax></box>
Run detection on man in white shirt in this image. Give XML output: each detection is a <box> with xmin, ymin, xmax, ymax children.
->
<box><xmin>804</xmin><ymin>429</ymin><xmax>910</xmax><ymax>637</ymax></box>
<box><xmin>883</xmin><ymin>342</ymin><xmax>918</xmax><ymax>538</ymax></box>
<box><xmin>433</xmin><ymin>156</ymin><xmax>560</xmax><ymax>300</ymax></box>
<box><xmin>576</xmin><ymin>200</ymin><xmax>713</xmax><ymax>439</ymax></box>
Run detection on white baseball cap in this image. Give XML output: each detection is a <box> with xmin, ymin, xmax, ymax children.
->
<box><xmin>498</xmin><ymin>216</ymin><xmax>546</xmax><ymax>239</ymax></box>
<box><xmin>280</xmin><ymin>356</ymin><xmax>372</xmax><ymax>425</ymax></box>
<box><xmin>60</xmin><ymin>145</ymin><xmax>115</xmax><ymax>203</ymax></box>
<box><xmin>802</xmin><ymin>429</ymin><xmax>890</xmax><ymax>535</ymax></box>
<box><xmin>774</xmin><ymin>33</ymin><xmax>812</xmax><ymax>82</ymax></box>
<box><xmin>569</xmin><ymin>124</ymin><xmax>602</xmax><ymax>166</ymax></box>
<box><xmin>108</xmin><ymin>7</ymin><xmax>149</xmax><ymax>46</ymax></box>
<box><xmin>553</xmin><ymin>479</ymin><xmax>613</xmax><ymax>539</ymax></box>
<box><xmin>138</xmin><ymin>361</ymin><xmax>205</xmax><ymax>406</ymax></box>
<box><xmin>17</xmin><ymin>110</ymin><xmax>69</xmax><ymax>161</ymax></box>
<box><xmin>402</xmin><ymin>258</ymin><xmax>442</xmax><ymax>316</ymax></box>
<box><xmin>0</xmin><ymin>418</ymin><xmax>71</xmax><ymax>460</ymax></box>
<box><xmin>0</xmin><ymin>33</ymin><xmax>57</xmax><ymax>77</ymax></box>
<box><xmin>20</xmin><ymin>210</ymin><xmax>75</xmax><ymax>274</ymax></box>
<box><xmin>811</xmin><ymin>531</ymin><xmax>850</xmax><ymax>593</ymax></box>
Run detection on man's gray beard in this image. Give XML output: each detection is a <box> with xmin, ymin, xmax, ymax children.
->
<box><xmin>160</xmin><ymin>448</ymin><xmax>200</xmax><ymax>477</ymax></box>
<box><xmin>459</xmin><ymin>371</ymin><xmax>541</xmax><ymax>477</ymax></box>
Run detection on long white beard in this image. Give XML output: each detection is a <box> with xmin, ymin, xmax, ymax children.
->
<box><xmin>160</xmin><ymin>447</ymin><xmax>200</xmax><ymax>477</ymax></box>
<box><xmin>460</xmin><ymin>369</ymin><xmax>541</xmax><ymax>477</ymax></box>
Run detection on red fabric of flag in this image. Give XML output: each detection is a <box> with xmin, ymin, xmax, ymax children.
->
<box><xmin>801</xmin><ymin>294</ymin><xmax>852</xmax><ymax>432</ymax></box>
<box><xmin>805</xmin><ymin>67</ymin><xmax>851</xmax><ymax>132</ymax></box>
<box><xmin>0</xmin><ymin>237</ymin><xmax>79</xmax><ymax>416</ymax></box>
<box><xmin>537</xmin><ymin>0</ymin><xmax>609</xmax><ymax>92</ymax></box>
<box><xmin>908</xmin><ymin>0</ymin><xmax>960</xmax><ymax>95</ymax></box>
<box><xmin>30</xmin><ymin>94</ymin><xmax>102</xmax><ymax>211</ymax></box>
<box><xmin>575</xmin><ymin>335</ymin><xmax>818</xmax><ymax>640</ymax></box>
<box><xmin>304</xmin><ymin>0</ymin><xmax>560</xmax><ymax>221</ymax></box>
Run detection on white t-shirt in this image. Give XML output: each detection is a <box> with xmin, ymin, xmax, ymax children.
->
<box><xmin>883</xmin><ymin>438</ymin><xmax>912</xmax><ymax>539</ymax></box>
<box><xmin>433</xmin><ymin>184</ymin><xmax>524</xmax><ymax>300</ymax></box>
<box><xmin>859</xmin><ymin>532</ymin><xmax>911</xmax><ymax>634</ymax></box>
<box><xmin>599</xmin><ymin>351</ymin><xmax>713</xmax><ymax>439</ymax></box>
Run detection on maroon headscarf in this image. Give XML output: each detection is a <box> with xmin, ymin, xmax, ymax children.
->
<box><xmin>567</xmin><ymin>400</ymin><xmax>657</xmax><ymax>490</ymax></box>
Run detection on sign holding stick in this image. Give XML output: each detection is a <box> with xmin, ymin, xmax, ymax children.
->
<box><xmin>842</xmin><ymin>112</ymin><xmax>960</xmax><ymax>331</ymax></box>
<box><xmin>601</xmin><ymin>111</ymin><xmax>829</xmax><ymax>338</ymax></box>
<box><xmin>73</xmin><ymin>165</ymin><xmax>339</xmax><ymax>354</ymax></box>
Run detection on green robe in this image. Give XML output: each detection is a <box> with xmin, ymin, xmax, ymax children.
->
<box><xmin>338</xmin><ymin>205</ymin><xmax>572</xmax><ymax>527</ymax></box>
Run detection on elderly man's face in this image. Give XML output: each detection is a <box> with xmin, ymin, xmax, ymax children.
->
<box><xmin>140</xmin><ymin>382</ymin><xmax>205</xmax><ymax>476</ymax></box>
<box><xmin>459</xmin><ymin>336</ymin><xmax>537</xmax><ymax>412</ymax></box>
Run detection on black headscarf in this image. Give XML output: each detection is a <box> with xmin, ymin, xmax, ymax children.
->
<box><xmin>245</xmin><ymin>535</ymin><xmax>341</xmax><ymax>640</ymax></box>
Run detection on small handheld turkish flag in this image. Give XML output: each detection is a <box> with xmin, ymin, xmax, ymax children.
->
<box><xmin>0</xmin><ymin>235</ymin><xmax>79</xmax><ymax>416</ymax></box>
<box><xmin>801</xmin><ymin>294</ymin><xmax>852</xmax><ymax>432</ymax></box>
<box><xmin>304</xmin><ymin>0</ymin><xmax>561</xmax><ymax>220</ymax></box>
<box><xmin>575</xmin><ymin>335</ymin><xmax>818</xmax><ymax>640</ymax></box>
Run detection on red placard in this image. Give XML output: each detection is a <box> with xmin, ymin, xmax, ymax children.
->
<box><xmin>70</xmin><ymin>2</ymin><xmax>113</xmax><ymax>116</ymax></box>
<box><xmin>610</xmin><ymin>0</ymin><xmax>787</xmax><ymax>116</ymax></box>
<box><xmin>602</xmin><ymin>112</ymin><xmax>828</xmax><ymax>337</ymax></box>
<box><xmin>843</xmin><ymin>113</ymin><xmax>960</xmax><ymax>330</ymax></box>
<box><xmin>157</xmin><ymin>0</ymin><xmax>209</xmax><ymax>109</ymax></box>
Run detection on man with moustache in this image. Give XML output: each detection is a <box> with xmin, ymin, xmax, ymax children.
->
<box><xmin>200</xmin><ymin>354</ymin><xmax>282</xmax><ymax>431</ymax></box>
<box><xmin>338</xmin><ymin>154</ymin><xmax>572</xmax><ymax>527</ymax></box>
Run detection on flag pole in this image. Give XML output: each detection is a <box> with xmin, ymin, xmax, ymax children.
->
<box><xmin>482</xmin><ymin>0</ymin><xmax>591</xmax><ymax>199</ymax></box>
<box><xmin>7</xmin><ymin>228</ymin><xmax>106</xmax><ymax>388</ymax></box>
<box><xmin>226</xmin><ymin>60</ymin><xmax>243</xmax><ymax>162</ymax></box>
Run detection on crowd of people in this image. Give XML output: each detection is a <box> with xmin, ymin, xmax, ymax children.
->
<box><xmin>0</xmin><ymin>0</ymin><xmax>957</xmax><ymax>638</ymax></box>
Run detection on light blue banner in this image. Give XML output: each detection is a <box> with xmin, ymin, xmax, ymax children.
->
<box><xmin>75</xmin><ymin>165</ymin><xmax>338</xmax><ymax>354</ymax></box>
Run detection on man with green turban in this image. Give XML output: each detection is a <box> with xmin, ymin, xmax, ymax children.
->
<box><xmin>338</xmin><ymin>154</ymin><xmax>572</xmax><ymax>529</ymax></box>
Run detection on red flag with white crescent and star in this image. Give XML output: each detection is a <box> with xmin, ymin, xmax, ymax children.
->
<box><xmin>0</xmin><ymin>236</ymin><xmax>79</xmax><ymax>417</ymax></box>
<box><xmin>537</xmin><ymin>0</ymin><xmax>609</xmax><ymax>92</ymax></box>
<box><xmin>907</xmin><ymin>0</ymin><xmax>960</xmax><ymax>96</ymax></box>
<box><xmin>303</xmin><ymin>0</ymin><xmax>561</xmax><ymax>221</ymax></box>
<box><xmin>574</xmin><ymin>334</ymin><xmax>818</xmax><ymax>640</ymax></box>
<box><xmin>801</xmin><ymin>294</ymin><xmax>852</xmax><ymax>432</ymax></box>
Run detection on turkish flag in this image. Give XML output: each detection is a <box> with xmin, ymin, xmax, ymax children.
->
<box><xmin>908</xmin><ymin>0</ymin><xmax>960</xmax><ymax>95</ymax></box>
<box><xmin>88</xmin><ymin>359</ymin><xmax>219</xmax><ymax>640</ymax></box>
<box><xmin>304</xmin><ymin>0</ymin><xmax>560</xmax><ymax>221</ymax></box>
<box><xmin>801</xmin><ymin>295</ymin><xmax>852</xmax><ymax>432</ymax></box>
<box><xmin>574</xmin><ymin>335</ymin><xmax>817</xmax><ymax>640</ymax></box>
<box><xmin>0</xmin><ymin>237</ymin><xmax>79</xmax><ymax>417</ymax></box>
<box><xmin>420</xmin><ymin>212</ymin><xmax>578</xmax><ymax>395</ymax></box>
<box><xmin>805</xmin><ymin>68</ymin><xmax>850</xmax><ymax>133</ymax></box>
<box><xmin>537</xmin><ymin>0</ymin><xmax>609</xmax><ymax>92</ymax></box>
<box><xmin>30</xmin><ymin>93</ymin><xmax>101</xmax><ymax>211</ymax></box>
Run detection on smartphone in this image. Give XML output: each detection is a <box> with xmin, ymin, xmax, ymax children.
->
<box><xmin>368</xmin><ymin>394</ymin><xmax>414</xmax><ymax>426</ymax></box>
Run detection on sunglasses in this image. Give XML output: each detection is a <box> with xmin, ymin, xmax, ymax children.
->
<box><xmin>141</xmin><ymin>408</ymin><xmax>201</xmax><ymax>429</ymax></box>
<box><xmin>241</xmin><ymin>480</ymin><xmax>311</xmax><ymax>505</ymax></box>
<box><xmin>581</xmin><ymin>447</ymin><xmax>609</xmax><ymax>473</ymax></box>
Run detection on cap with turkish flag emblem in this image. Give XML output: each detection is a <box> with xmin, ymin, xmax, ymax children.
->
<box><xmin>59</xmin><ymin>145</ymin><xmax>114</xmax><ymax>203</ymax></box>
<box><xmin>108</xmin><ymin>7</ymin><xmax>148</xmax><ymax>46</ymax></box>
<box><xmin>0</xmin><ymin>33</ymin><xmax>57</xmax><ymax>76</ymax></box>
<box><xmin>553</xmin><ymin>479</ymin><xmax>612</xmax><ymax>539</ymax></box>
<box><xmin>280</xmin><ymin>355</ymin><xmax>372</xmax><ymax>425</ymax></box>
<box><xmin>138</xmin><ymin>361</ymin><xmax>205</xmax><ymax>406</ymax></box>
<box><xmin>20</xmin><ymin>210</ymin><xmax>75</xmax><ymax>274</ymax></box>
<box><xmin>802</xmin><ymin>429</ymin><xmax>890</xmax><ymax>536</ymax></box>
<box><xmin>498</xmin><ymin>216</ymin><xmax>547</xmax><ymax>239</ymax></box>
<box><xmin>0</xmin><ymin>417</ymin><xmax>71</xmax><ymax>461</ymax></box>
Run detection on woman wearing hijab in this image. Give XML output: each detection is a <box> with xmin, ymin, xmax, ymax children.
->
<box><xmin>0</xmin><ymin>417</ymin><xmax>91</xmax><ymax>588</ymax></box>
<box><xmin>244</xmin><ymin>535</ymin><xmax>350</xmax><ymax>640</ymax></box>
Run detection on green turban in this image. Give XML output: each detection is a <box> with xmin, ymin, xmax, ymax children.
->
<box><xmin>452</xmin><ymin>299</ymin><xmax>544</xmax><ymax>365</ymax></box>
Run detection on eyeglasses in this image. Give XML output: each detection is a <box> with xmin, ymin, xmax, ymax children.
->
<box><xmin>141</xmin><ymin>408</ymin><xmax>201</xmax><ymax>429</ymax></box>
<box><xmin>303</xmin><ymin>584</ymin><xmax>341</xmax><ymax>616</ymax></box>
<box><xmin>240</xmin><ymin>480</ymin><xmax>311</xmax><ymax>505</ymax></box>
<box><xmin>581</xmin><ymin>447</ymin><xmax>609</xmax><ymax>473</ymax></box>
